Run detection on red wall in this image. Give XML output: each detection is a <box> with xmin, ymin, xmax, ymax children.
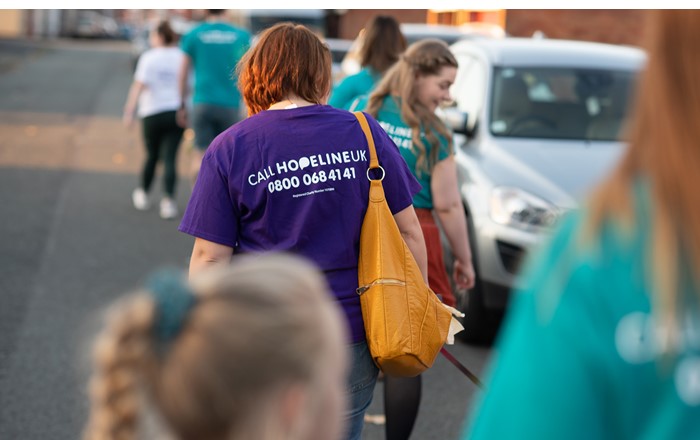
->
<box><xmin>506</xmin><ymin>10</ymin><xmax>648</xmax><ymax>46</ymax></box>
<box><xmin>338</xmin><ymin>10</ymin><xmax>428</xmax><ymax>40</ymax></box>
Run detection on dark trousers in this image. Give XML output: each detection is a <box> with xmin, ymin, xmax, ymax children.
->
<box><xmin>141</xmin><ymin>110</ymin><xmax>183</xmax><ymax>197</ymax></box>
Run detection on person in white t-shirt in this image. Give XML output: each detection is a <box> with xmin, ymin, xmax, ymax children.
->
<box><xmin>123</xmin><ymin>20</ymin><xmax>185</xmax><ymax>220</ymax></box>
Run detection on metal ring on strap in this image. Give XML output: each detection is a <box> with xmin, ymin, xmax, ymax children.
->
<box><xmin>366</xmin><ymin>166</ymin><xmax>385</xmax><ymax>182</ymax></box>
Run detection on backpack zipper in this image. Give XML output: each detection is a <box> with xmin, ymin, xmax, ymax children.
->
<box><xmin>356</xmin><ymin>278</ymin><xmax>406</xmax><ymax>296</ymax></box>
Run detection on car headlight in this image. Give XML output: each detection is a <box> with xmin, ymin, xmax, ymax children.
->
<box><xmin>490</xmin><ymin>187</ymin><xmax>559</xmax><ymax>230</ymax></box>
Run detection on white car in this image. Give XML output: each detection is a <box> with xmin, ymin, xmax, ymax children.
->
<box><xmin>442</xmin><ymin>37</ymin><xmax>645</xmax><ymax>343</ymax></box>
<box><xmin>72</xmin><ymin>11</ymin><xmax>120</xmax><ymax>39</ymax></box>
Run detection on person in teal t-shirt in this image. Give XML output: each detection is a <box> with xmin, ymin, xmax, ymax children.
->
<box><xmin>357</xmin><ymin>94</ymin><xmax>453</xmax><ymax>210</ymax></box>
<box><xmin>358</xmin><ymin>39</ymin><xmax>476</xmax><ymax>440</ymax></box>
<box><xmin>177</xmin><ymin>9</ymin><xmax>251</xmax><ymax>185</ymax></box>
<box><xmin>464</xmin><ymin>10</ymin><xmax>700</xmax><ymax>440</ymax></box>
<box><xmin>328</xmin><ymin>15</ymin><xmax>405</xmax><ymax>110</ymax></box>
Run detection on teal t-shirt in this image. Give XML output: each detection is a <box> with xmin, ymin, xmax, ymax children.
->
<box><xmin>180</xmin><ymin>22</ymin><xmax>251</xmax><ymax>108</ymax></box>
<box><xmin>354</xmin><ymin>95</ymin><xmax>451</xmax><ymax>209</ymax></box>
<box><xmin>464</xmin><ymin>182</ymin><xmax>700</xmax><ymax>439</ymax></box>
<box><xmin>328</xmin><ymin>67</ymin><xmax>380</xmax><ymax>111</ymax></box>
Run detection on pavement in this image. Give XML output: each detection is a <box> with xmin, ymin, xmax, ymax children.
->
<box><xmin>0</xmin><ymin>37</ymin><xmax>196</xmax><ymax>439</ymax></box>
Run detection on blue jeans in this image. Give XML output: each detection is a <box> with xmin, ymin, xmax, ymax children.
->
<box><xmin>345</xmin><ymin>341</ymin><xmax>379</xmax><ymax>440</ymax></box>
<box><xmin>191</xmin><ymin>104</ymin><xmax>241</xmax><ymax>150</ymax></box>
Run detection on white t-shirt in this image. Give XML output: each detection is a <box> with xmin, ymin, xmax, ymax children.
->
<box><xmin>134</xmin><ymin>46</ymin><xmax>184</xmax><ymax>118</ymax></box>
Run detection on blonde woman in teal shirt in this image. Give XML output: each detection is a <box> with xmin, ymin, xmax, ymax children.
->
<box><xmin>328</xmin><ymin>15</ymin><xmax>405</xmax><ymax>110</ymax></box>
<box><xmin>465</xmin><ymin>10</ymin><xmax>700</xmax><ymax>439</ymax></box>
<box><xmin>359</xmin><ymin>39</ymin><xmax>476</xmax><ymax>440</ymax></box>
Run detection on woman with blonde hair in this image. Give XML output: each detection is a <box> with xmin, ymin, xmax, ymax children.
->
<box><xmin>178</xmin><ymin>22</ymin><xmax>426</xmax><ymax>440</ymax></box>
<box><xmin>363</xmin><ymin>38</ymin><xmax>475</xmax><ymax>308</ymax></box>
<box><xmin>355</xmin><ymin>38</ymin><xmax>475</xmax><ymax>440</ymax></box>
<box><xmin>83</xmin><ymin>254</ymin><xmax>349</xmax><ymax>440</ymax></box>
<box><xmin>464</xmin><ymin>10</ymin><xmax>700</xmax><ymax>439</ymax></box>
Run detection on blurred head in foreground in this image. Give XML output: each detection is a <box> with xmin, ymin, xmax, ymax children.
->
<box><xmin>84</xmin><ymin>254</ymin><xmax>348</xmax><ymax>440</ymax></box>
<box><xmin>587</xmin><ymin>10</ymin><xmax>700</xmax><ymax>333</ymax></box>
<box><xmin>465</xmin><ymin>10</ymin><xmax>700</xmax><ymax>440</ymax></box>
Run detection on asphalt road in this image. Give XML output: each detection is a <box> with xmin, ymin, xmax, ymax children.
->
<box><xmin>0</xmin><ymin>37</ymin><xmax>493</xmax><ymax>440</ymax></box>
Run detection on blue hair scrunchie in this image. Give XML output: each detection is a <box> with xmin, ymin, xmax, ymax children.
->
<box><xmin>146</xmin><ymin>267</ymin><xmax>197</xmax><ymax>352</ymax></box>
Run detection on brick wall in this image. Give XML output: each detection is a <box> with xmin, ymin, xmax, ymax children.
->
<box><xmin>337</xmin><ymin>9</ymin><xmax>428</xmax><ymax>40</ymax></box>
<box><xmin>506</xmin><ymin>10</ymin><xmax>648</xmax><ymax>46</ymax></box>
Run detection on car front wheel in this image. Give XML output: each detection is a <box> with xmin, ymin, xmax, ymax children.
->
<box><xmin>452</xmin><ymin>208</ymin><xmax>501</xmax><ymax>345</ymax></box>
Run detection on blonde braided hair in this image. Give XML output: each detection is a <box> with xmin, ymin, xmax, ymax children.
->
<box><xmin>84</xmin><ymin>254</ymin><xmax>347</xmax><ymax>440</ymax></box>
<box><xmin>84</xmin><ymin>296</ymin><xmax>158</xmax><ymax>440</ymax></box>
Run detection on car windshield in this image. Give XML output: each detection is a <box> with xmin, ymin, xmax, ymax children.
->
<box><xmin>489</xmin><ymin>67</ymin><xmax>637</xmax><ymax>141</ymax></box>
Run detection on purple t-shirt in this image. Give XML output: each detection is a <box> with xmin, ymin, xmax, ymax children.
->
<box><xmin>179</xmin><ymin>105</ymin><xmax>421</xmax><ymax>342</ymax></box>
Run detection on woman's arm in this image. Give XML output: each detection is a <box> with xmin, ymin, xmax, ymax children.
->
<box><xmin>188</xmin><ymin>237</ymin><xmax>234</xmax><ymax>278</ymax></box>
<box><xmin>176</xmin><ymin>55</ymin><xmax>192</xmax><ymax>128</ymax></box>
<box><xmin>431</xmin><ymin>156</ymin><xmax>475</xmax><ymax>290</ymax></box>
<box><xmin>394</xmin><ymin>205</ymin><xmax>429</xmax><ymax>283</ymax></box>
<box><xmin>122</xmin><ymin>81</ymin><xmax>145</xmax><ymax>128</ymax></box>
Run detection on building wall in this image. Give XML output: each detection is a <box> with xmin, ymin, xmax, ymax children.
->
<box><xmin>337</xmin><ymin>9</ymin><xmax>647</xmax><ymax>46</ymax></box>
<box><xmin>0</xmin><ymin>10</ymin><xmax>24</xmax><ymax>37</ymax></box>
<box><xmin>506</xmin><ymin>10</ymin><xmax>648</xmax><ymax>46</ymax></box>
<box><xmin>337</xmin><ymin>9</ymin><xmax>428</xmax><ymax>40</ymax></box>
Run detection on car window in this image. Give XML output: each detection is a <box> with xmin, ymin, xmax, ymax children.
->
<box><xmin>489</xmin><ymin>67</ymin><xmax>637</xmax><ymax>141</ymax></box>
<box><xmin>451</xmin><ymin>53</ymin><xmax>486</xmax><ymax>129</ymax></box>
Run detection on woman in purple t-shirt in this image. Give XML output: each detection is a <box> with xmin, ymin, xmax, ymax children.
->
<box><xmin>178</xmin><ymin>23</ymin><xmax>427</xmax><ymax>440</ymax></box>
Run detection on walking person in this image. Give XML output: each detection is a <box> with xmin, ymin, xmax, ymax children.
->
<box><xmin>328</xmin><ymin>15</ymin><xmax>406</xmax><ymax>110</ymax></box>
<box><xmin>177</xmin><ymin>9</ymin><xmax>251</xmax><ymax>186</ymax></box>
<box><xmin>178</xmin><ymin>23</ymin><xmax>427</xmax><ymax>440</ymax></box>
<box><xmin>464</xmin><ymin>10</ymin><xmax>700</xmax><ymax>440</ymax></box>
<box><xmin>123</xmin><ymin>20</ymin><xmax>184</xmax><ymax>220</ymax></box>
<box><xmin>83</xmin><ymin>253</ymin><xmax>350</xmax><ymax>440</ymax></box>
<box><xmin>355</xmin><ymin>39</ymin><xmax>476</xmax><ymax>440</ymax></box>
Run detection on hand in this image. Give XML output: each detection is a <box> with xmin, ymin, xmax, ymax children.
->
<box><xmin>122</xmin><ymin>112</ymin><xmax>134</xmax><ymax>128</ymax></box>
<box><xmin>453</xmin><ymin>258</ymin><xmax>475</xmax><ymax>290</ymax></box>
<box><xmin>176</xmin><ymin>107</ymin><xmax>188</xmax><ymax>128</ymax></box>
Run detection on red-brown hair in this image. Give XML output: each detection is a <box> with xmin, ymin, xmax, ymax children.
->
<box><xmin>237</xmin><ymin>23</ymin><xmax>332</xmax><ymax>116</ymax></box>
<box><xmin>586</xmin><ymin>10</ymin><xmax>700</xmax><ymax>340</ymax></box>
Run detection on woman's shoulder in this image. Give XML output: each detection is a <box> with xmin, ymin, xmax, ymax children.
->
<box><xmin>337</xmin><ymin>69</ymin><xmax>376</xmax><ymax>92</ymax></box>
<box><xmin>138</xmin><ymin>48</ymin><xmax>157</xmax><ymax>62</ymax></box>
<box><xmin>380</xmin><ymin>95</ymin><xmax>401</xmax><ymax>112</ymax></box>
<box><xmin>228</xmin><ymin>106</ymin><xmax>358</xmax><ymax>137</ymax></box>
<box><xmin>374</xmin><ymin>96</ymin><xmax>405</xmax><ymax>125</ymax></box>
<box><xmin>349</xmin><ymin>95</ymin><xmax>369</xmax><ymax>112</ymax></box>
<box><xmin>165</xmin><ymin>46</ymin><xmax>185</xmax><ymax>57</ymax></box>
<box><xmin>358</xmin><ymin>67</ymin><xmax>378</xmax><ymax>80</ymax></box>
<box><xmin>143</xmin><ymin>46</ymin><xmax>183</xmax><ymax>61</ymax></box>
<box><xmin>345</xmin><ymin>68</ymin><xmax>374</xmax><ymax>82</ymax></box>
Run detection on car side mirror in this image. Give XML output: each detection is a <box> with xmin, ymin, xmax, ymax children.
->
<box><xmin>442</xmin><ymin>107</ymin><xmax>476</xmax><ymax>138</ymax></box>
